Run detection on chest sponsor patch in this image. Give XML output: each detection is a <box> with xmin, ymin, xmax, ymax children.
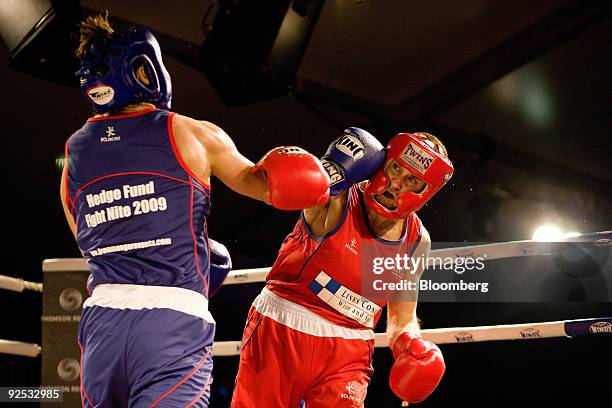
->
<box><xmin>308</xmin><ymin>271</ymin><xmax>381</xmax><ymax>328</ymax></box>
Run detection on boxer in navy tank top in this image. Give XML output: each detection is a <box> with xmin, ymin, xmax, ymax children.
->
<box><xmin>60</xmin><ymin>14</ymin><xmax>331</xmax><ymax>408</ymax></box>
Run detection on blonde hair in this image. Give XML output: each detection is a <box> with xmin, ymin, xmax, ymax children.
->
<box><xmin>76</xmin><ymin>12</ymin><xmax>114</xmax><ymax>60</ymax></box>
<box><xmin>413</xmin><ymin>132</ymin><xmax>448</xmax><ymax>158</ymax></box>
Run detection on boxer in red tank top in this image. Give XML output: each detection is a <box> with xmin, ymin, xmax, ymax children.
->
<box><xmin>231</xmin><ymin>129</ymin><xmax>454</xmax><ymax>407</ymax></box>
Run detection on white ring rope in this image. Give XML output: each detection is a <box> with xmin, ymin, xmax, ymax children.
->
<box><xmin>0</xmin><ymin>274</ymin><xmax>42</xmax><ymax>292</ymax></box>
<box><xmin>211</xmin><ymin>316</ymin><xmax>612</xmax><ymax>356</ymax></box>
<box><xmin>2</xmin><ymin>317</ymin><xmax>609</xmax><ymax>358</ymax></box>
<box><xmin>0</xmin><ymin>340</ymin><xmax>42</xmax><ymax>358</ymax></box>
<box><xmin>223</xmin><ymin>231</ymin><xmax>611</xmax><ymax>285</ymax></box>
<box><xmin>39</xmin><ymin>231</ymin><xmax>612</xmax><ymax>281</ymax></box>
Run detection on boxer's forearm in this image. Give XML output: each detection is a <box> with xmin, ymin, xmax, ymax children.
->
<box><xmin>207</xmin><ymin>136</ymin><xmax>271</xmax><ymax>204</ymax></box>
<box><xmin>234</xmin><ymin>164</ymin><xmax>271</xmax><ymax>204</ymax></box>
<box><xmin>387</xmin><ymin>301</ymin><xmax>420</xmax><ymax>347</ymax></box>
<box><xmin>386</xmin><ymin>230</ymin><xmax>431</xmax><ymax>346</ymax></box>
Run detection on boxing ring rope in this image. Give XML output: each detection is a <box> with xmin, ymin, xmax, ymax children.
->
<box><xmin>1</xmin><ymin>231</ymin><xmax>610</xmax><ymax>358</ymax></box>
<box><xmin>0</xmin><ymin>340</ymin><xmax>42</xmax><ymax>358</ymax></box>
<box><xmin>211</xmin><ymin>317</ymin><xmax>612</xmax><ymax>356</ymax></box>
<box><xmin>0</xmin><ymin>276</ymin><xmax>43</xmax><ymax>358</ymax></box>
<box><xmin>0</xmin><ymin>274</ymin><xmax>43</xmax><ymax>292</ymax></box>
<box><xmin>222</xmin><ymin>231</ymin><xmax>612</xmax><ymax>285</ymax></box>
<box><xmin>1</xmin><ymin>317</ymin><xmax>609</xmax><ymax>358</ymax></box>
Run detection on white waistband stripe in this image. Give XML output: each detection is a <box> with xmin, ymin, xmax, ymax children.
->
<box><xmin>253</xmin><ymin>288</ymin><xmax>375</xmax><ymax>340</ymax></box>
<box><xmin>83</xmin><ymin>284</ymin><xmax>215</xmax><ymax>323</ymax></box>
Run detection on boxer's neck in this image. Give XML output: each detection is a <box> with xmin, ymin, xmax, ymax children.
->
<box><xmin>365</xmin><ymin>206</ymin><xmax>405</xmax><ymax>241</ymax></box>
<box><xmin>95</xmin><ymin>102</ymin><xmax>157</xmax><ymax>118</ymax></box>
<box><xmin>117</xmin><ymin>102</ymin><xmax>156</xmax><ymax>113</ymax></box>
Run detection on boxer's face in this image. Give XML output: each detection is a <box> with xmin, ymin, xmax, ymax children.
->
<box><xmin>373</xmin><ymin>160</ymin><xmax>426</xmax><ymax>211</ymax></box>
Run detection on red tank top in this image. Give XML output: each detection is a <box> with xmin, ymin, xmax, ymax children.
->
<box><xmin>267</xmin><ymin>185</ymin><xmax>424</xmax><ymax>329</ymax></box>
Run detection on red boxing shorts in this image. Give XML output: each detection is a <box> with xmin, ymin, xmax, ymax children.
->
<box><xmin>230</xmin><ymin>288</ymin><xmax>375</xmax><ymax>408</ymax></box>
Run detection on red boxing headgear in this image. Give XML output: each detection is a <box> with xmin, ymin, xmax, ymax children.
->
<box><xmin>364</xmin><ymin>133</ymin><xmax>453</xmax><ymax>219</ymax></box>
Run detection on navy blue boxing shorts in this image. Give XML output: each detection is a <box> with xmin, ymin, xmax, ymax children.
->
<box><xmin>78</xmin><ymin>284</ymin><xmax>215</xmax><ymax>407</ymax></box>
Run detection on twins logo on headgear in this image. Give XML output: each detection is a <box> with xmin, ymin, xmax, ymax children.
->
<box><xmin>76</xmin><ymin>28</ymin><xmax>172</xmax><ymax>113</ymax></box>
<box><xmin>364</xmin><ymin>133</ymin><xmax>454</xmax><ymax>219</ymax></box>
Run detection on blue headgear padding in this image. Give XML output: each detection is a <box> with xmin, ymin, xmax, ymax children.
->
<box><xmin>77</xmin><ymin>28</ymin><xmax>172</xmax><ymax>112</ymax></box>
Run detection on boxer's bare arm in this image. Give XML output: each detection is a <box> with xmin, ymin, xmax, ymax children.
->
<box><xmin>60</xmin><ymin>167</ymin><xmax>77</xmax><ymax>239</ymax></box>
<box><xmin>171</xmin><ymin>114</ymin><xmax>270</xmax><ymax>203</ymax></box>
<box><xmin>387</xmin><ymin>228</ymin><xmax>431</xmax><ymax>347</ymax></box>
<box><xmin>303</xmin><ymin>191</ymin><xmax>347</xmax><ymax>237</ymax></box>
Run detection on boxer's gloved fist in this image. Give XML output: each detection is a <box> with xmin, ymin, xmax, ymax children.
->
<box><xmin>208</xmin><ymin>238</ymin><xmax>232</xmax><ymax>297</ymax></box>
<box><xmin>255</xmin><ymin>146</ymin><xmax>330</xmax><ymax>210</ymax></box>
<box><xmin>321</xmin><ymin>127</ymin><xmax>385</xmax><ymax>195</ymax></box>
<box><xmin>389</xmin><ymin>332</ymin><xmax>445</xmax><ymax>403</ymax></box>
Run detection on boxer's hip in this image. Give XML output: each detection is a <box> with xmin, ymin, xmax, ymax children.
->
<box><xmin>233</xmin><ymin>288</ymin><xmax>375</xmax><ymax>407</ymax></box>
<box><xmin>78</xmin><ymin>284</ymin><xmax>216</xmax><ymax>407</ymax></box>
<box><xmin>83</xmin><ymin>283</ymin><xmax>215</xmax><ymax>323</ymax></box>
<box><xmin>252</xmin><ymin>287</ymin><xmax>374</xmax><ymax>340</ymax></box>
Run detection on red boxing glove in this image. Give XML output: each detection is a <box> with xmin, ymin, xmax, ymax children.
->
<box><xmin>389</xmin><ymin>332</ymin><xmax>445</xmax><ymax>403</ymax></box>
<box><xmin>255</xmin><ymin>146</ymin><xmax>330</xmax><ymax>210</ymax></box>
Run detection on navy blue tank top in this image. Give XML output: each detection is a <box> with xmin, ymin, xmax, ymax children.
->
<box><xmin>65</xmin><ymin>108</ymin><xmax>211</xmax><ymax>296</ymax></box>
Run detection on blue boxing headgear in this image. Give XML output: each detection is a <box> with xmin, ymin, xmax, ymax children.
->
<box><xmin>77</xmin><ymin>28</ymin><xmax>172</xmax><ymax>113</ymax></box>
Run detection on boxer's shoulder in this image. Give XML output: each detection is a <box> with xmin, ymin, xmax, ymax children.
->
<box><xmin>418</xmin><ymin>224</ymin><xmax>431</xmax><ymax>244</ymax></box>
<box><xmin>171</xmin><ymin>114</ymin><xmax>219</xmax><ymax>135</ymax></box>
<box><xmin>170</xmin><ymin>114</ymin><xmax>232</xmax><ymax>152</ymax></box>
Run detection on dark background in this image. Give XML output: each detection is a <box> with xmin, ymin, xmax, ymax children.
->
<box><xmin>1</xmin><ymin>1</ymin><xmax>611</xmax><ymax>406</ymax></box>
